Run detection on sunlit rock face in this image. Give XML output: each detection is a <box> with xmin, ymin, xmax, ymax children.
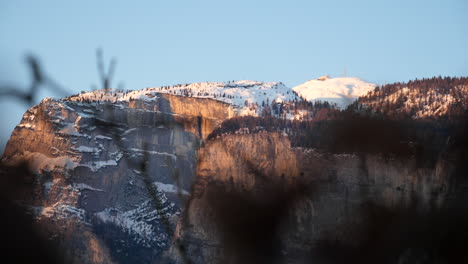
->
<box><xmin>172</xmin><ymin>133</ymin><xmax>452</xmax><ymax>264</ymax></box>
<box><xmin>2</xmin><ymin>93</ymin><xmax>232</xmax><ymax>264</ymax></box>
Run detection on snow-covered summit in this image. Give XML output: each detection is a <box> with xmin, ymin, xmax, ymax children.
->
<box><xmin>292</xmin><ymin>76</ymin><xmax>376</xmax><ymax>108</ymax></box>
<box><xmin>67</xmin><ymin>80</ymin><xmax>300</xmax><ymax>116</ymax></box>
<box><xmin>149</xmin><ymin>80</ymin><xmax>299</xmax><ymax>109</ymax></box>
<box><xmin>66</xmin><ymin>77</ymin><xmax>377</xmax><ymax>113</ymax></box>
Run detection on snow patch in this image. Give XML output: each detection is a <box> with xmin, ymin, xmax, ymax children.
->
<box><xmin>122</xmin><ymin>128</ymin><xmax>137</xmax><ymax>136</ymax></box>
<box><xmin>72</xmin><ymin>183</ymin><xmax>104</xmax><ymax>192</ymax></box>
<box><xmin>95</xmin><ymin>135</ymin><xmax>113</xmax><ymax>140</ymax></box>
<box><xmin>30</xmin><ymin>203</ymin><xmax>86</xmax><ymax>221</ymax></box>
<box><xmin>154</xmin><ymin>182</ymin><xmax>189</xmax><ymax>195</ymax></box>
<box><xmin>18</xmin><ymin>123</ymin><xmax>36</xmax><ymax>130</ymax></box>
<box><xmin>129</xmin><ymin>148</ymin><xmax>177</xmax><ymax>160</ymax></box>
<box><xmin>78</xmin><ymin>160</ymin><xmax>118</xmax><ymax>172</ymax></box>
<box><xmin>72</xmin><ymin>145</ymin><xmax>100</xmax><ymax>153</ymax></box>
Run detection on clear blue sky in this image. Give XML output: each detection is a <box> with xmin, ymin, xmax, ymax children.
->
<box><xmin>0</xmin><ymin>0</ymin><xmax>467</xmax><ymax>152</ymax></box>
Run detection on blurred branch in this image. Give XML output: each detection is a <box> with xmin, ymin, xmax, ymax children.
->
<box><xmin>0</xmin><ymin>54</ymin><xmax>70</xmax><ymax>105</ymax></box>
<box><xmin>96</xmin><ymin>48</ymin><xmax>117</xmax><ymax>91</ymax></box>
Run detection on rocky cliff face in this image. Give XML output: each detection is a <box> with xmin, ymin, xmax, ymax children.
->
<box><xmin>2</xmin><ymin>93</ymin><xmax>232</xmax><ymax>264</ymax></box>
<box><xmin>173</xmin><ymin>133</ymin><xmax>453</xmax><ymax>263</ymax></box>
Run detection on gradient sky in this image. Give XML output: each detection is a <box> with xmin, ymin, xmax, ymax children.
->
<box><xmin>0</xmin><ymin>0</ymin><xmax>467</xmax><ymax>152</ymax></box>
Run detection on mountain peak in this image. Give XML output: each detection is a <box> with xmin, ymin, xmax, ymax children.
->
<box><xmin>292</xmin><ymin>76</ymin><xmax>376</xmax><ymax>108</ymax></box>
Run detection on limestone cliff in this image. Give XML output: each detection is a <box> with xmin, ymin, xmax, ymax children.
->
<box><xmin>173</xmin><ymin>133</ymin><xmax>453</xmax><ymax>263</ymax></box>
<box><xmin>1</xmin><ymin>93</ymin><xmax>232</xmax><ymax>264</ymax></box>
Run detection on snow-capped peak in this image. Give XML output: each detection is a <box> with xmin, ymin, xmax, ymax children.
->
<box><xmin>66</xmin><ymin>77</ymin><xmax>376</xmax><ymax>115</ymax></box>
<box><xmin>292</xmin><ymin>76</ymin><xmax>376</xmax><ymax>108</ymax></box>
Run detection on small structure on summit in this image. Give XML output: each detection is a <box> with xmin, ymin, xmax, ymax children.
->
<box><xmin>317</xmin><ymin>75</ymin><xmax>330</xmax><ymax>81</ymax></box>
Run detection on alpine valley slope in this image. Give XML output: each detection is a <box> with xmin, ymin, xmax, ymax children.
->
<box><xmin>1</xmin><ymin>76</ymin><xmax>466</xmax><ymax>264</ymax></box>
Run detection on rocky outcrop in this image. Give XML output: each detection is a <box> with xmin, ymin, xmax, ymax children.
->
<box><xmin>1</xmin><ymin>93</ymin><xmax>232</xmax><ymax>264</ymax></box>
<box><xmin>126</xmin><ymin>93</ymin><xmax>234</xmax><ymax>140</ymax></box>
<box><xmin>196</xmin><ymin>133</ymin><xmax>299</xmax><ymax>189</ymax></box>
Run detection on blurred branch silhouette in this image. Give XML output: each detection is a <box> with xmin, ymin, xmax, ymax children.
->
<box><xmin>0</xmin><ymin>54</ymin><xmax>70</xmax><ymax>105</ymax></box>
<box><xmin>94</xmin><ymin>48</ymin><xmax>124</xmax><ymax>91</ymax></box>
<box><xmin>96</xmin><ymin>48</ymin><xmax>116</xmax><ymax>91</ymax></box>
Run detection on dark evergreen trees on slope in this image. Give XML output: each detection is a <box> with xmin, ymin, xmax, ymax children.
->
<box><xmin>354</xmin><ymin>76</ymin><xmax>468</xmax><ymax>121</ymax></box>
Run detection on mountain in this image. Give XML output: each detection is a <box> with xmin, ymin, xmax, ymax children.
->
<box><xmin>145</xmin><ymin>77</ymin><xmax>376</xmax><ymax>111</ymax></box>
<box><xmin>292</xmin><ymin>76</ymin><xmax>376</xmax><ymax>108</ymax></box>
<box><xmin>1</xmin><ymin>93</ymin><xmax>233</xmax><ymax>263</ymax></box>
<box><xmin>1</xmin><ymin>76</ymin><xmax>468</xmax><ymax>263</ymax></box>
<box><xmin>148</xmin><ymin>80</ymin><xmax>298</xmax><ymax>114</ymax></box>
<box><xmin>354</xmin><ymin>76</ymin><xmax>468</xmax><ymax>120</ymax></box>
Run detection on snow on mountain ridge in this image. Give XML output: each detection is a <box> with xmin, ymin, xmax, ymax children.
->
<box><xmin>292</xmin><ymin>77</ymin><xmax>376</xmax><ymax>108</ymax></box>
<box><xmin>66</xmin><ymin>77</ymin><xmax>376</xmax><ymax>114</ymax></box>
<box><xmin>148</xmin><ymin>80</ymin><xmax>299</xmax><ymax>110</ymax></box>
<box><xmin>67</xmin><ymin>80</ymin><xmax>300</xmax><ymax>116</ymax></box>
